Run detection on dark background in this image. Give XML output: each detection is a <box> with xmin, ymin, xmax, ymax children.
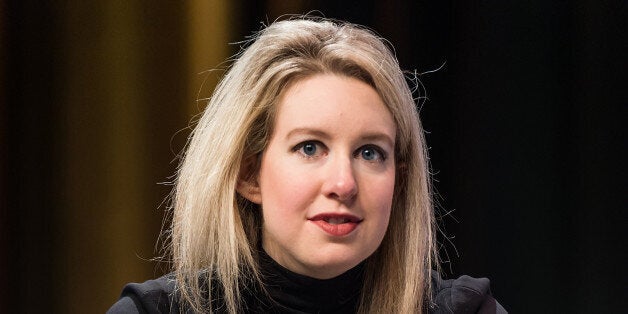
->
<box><xmin>2</xmin><ymin>0</ymin><xmax>626</xmax><ymax>312</ymax></box>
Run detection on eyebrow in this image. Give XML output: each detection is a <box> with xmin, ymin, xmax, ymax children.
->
<box><xmin>286</xmin><ymin>127</ymin><xmax>395</xmax><ymax>148</ymax></box>
<box><xmin>285</xmin><ymin>128</ymin><xmax>332</xmax><ymax>142</ymax></box>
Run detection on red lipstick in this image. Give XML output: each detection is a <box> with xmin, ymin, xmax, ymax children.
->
<box><xmin>308</xmin><ymin>213</ymin><xmax>362</xmax><ymax>236</ymax></box>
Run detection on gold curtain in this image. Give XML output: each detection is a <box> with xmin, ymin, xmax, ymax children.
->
<box><xmin>55</xmin><ymin>1</ymin><xmax>233</xmax><ymax>312</ymax></box>
<box><xmin>1</xmin><ymin>1</ymin><xmax>313</xmax><ymax>312</ymax></box>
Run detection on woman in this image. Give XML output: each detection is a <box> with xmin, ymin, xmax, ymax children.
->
<box><xmin>108</xmin><ymin>18</ymin><xmax>506</xmax><ymax>313</ymax></box>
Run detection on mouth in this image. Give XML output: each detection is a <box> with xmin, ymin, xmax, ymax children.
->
<box><xmin>308</xmin><ymin>213</ymin><xmax>363</xmax><ymax>236</ymax></box>
<box><xmin>325</xmin><ymin>217</ymin><xmax>354</xmax><ymax>224</ymax></box>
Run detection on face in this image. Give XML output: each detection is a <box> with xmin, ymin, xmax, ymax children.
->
<box><xmin>249</xmin><ymin>74</ymin><xmax>396</xmax><ymax>279</ymax></box>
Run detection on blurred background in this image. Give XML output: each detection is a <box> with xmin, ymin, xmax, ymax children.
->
<box><xmin>2</xmin><ymin>0</ymin><xmax>625</xmax><ymax>312</ymax></box>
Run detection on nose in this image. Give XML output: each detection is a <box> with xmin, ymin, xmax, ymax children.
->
<box><xmin>321</xmin><ymin>155</ymin><xmax>358</xmax><ymax>201</ymax></box>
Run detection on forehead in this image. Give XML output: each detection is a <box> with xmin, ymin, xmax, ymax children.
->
<box><xmin>273</xmin><ymin>74</ymin><xmax>396</xmax><ymax>141</ymax></box>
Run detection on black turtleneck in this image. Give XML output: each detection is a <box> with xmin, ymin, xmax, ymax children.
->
<box><xmin>254</xmin><ymin>249</ymin><xmax>363</xmax><ymax>313</ymax></box>
<box><xmin>107</xmin><ymin>251</ymin><xmax>507</xmax><ymax>313</ymax></box>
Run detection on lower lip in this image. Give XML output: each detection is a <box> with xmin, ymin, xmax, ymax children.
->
<box><xmin>311</xmin><ymin>220</ymin><xmax>359</xmax><ymax>236</ymax></box>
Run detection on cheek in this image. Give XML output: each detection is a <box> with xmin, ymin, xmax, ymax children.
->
<box><xmin>363</xmin><ymin>170</ymin><xmax>396</xmax><ymax>225</ymax></box>
<box><xmin>368</xmin><ymin>170</ymin><xmax>395</xmax><ymax>204</ymax></box>
<box><xmin>259</xmin><ymin>158</ymin><xmax>316</xmax><ymax>214</ymax></box>
<box><xmin>259</xmin><ymin>160</ymin><xmax>316</xmax><ymax>241</ymax></box>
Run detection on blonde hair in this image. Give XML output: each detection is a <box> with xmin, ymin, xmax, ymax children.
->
<box><xmin>170</xmin><ymin>18</ymin><xmax>437</xmax><ymax>313</ymax></box>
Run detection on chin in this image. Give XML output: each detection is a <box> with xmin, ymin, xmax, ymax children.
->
<box><xmin>303</xmin><ymin>248</ymin><xmax>368</xmax><ymax>279</ymax></box>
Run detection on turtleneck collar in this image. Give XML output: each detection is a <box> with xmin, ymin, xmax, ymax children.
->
<box><xmin>257</xmin><ymin>249</ymin><xmax>364</xmax><ymax>313</ymax></box>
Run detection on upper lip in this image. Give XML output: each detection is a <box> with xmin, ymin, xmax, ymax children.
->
<box><xmin>308</xmin><ymin>213</ymin><xmax>363</xmax><ymax>223</ymax></box>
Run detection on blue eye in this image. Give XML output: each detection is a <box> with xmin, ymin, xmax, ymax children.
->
<box><xmin>361</xmin><ymin>148</ymin><xmax>377</xmax><ymax>160</ymax></box>
<box><xmin>293</xmin><ymin>141</ymin><xmax>325</xmax><ymax>158</ymax></box>
<box><xmin>302</xmin><ymin>143</ymin><xmax>317</xmax><ymax>156</ymax></box>
<box><xmin>358</xmin><ymin>145</ymin><xmax>385</xmax><ymax>162</ymax></box>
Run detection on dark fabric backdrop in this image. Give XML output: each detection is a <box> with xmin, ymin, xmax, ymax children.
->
<box><xmin>2</xmin><ymin>0</ymin><xmax>625</xmax><ymax>312</ymax></box>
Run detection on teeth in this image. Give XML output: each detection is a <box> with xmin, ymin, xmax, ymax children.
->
<box><xmin>326</xmin><ymin>217</ymin><xmax>349</xmax><ymax>224</ymax></box>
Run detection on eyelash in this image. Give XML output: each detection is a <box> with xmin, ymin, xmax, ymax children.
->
<box><xmin>355</xmin><ymin>144</ymin><xmax>387</xmax><ymax>162</ymax></box>
<box><xmin>292</xmin><ymin>141</ymin><xmax>326</xmax><ymax>159</ymax></box>
<box><xmin>292</xmin><ymin>141</ymin><xmax>388</xmax><ymax>162</ymax></box>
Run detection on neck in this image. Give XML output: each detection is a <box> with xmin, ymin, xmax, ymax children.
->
<box><xmin>257</xmin><ymin>248</ymin><xmax>364</xmax><ymax>312</ymax></box>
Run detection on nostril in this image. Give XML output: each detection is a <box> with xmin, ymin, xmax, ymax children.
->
<box><xmin>328</xmin><ymin>180</ymin><xmax>358</xmax><ymax>201</ymax></box>
<box><xmin>322</xmin><ymin>159</ymin><xmax>358</xmax><ymax>200</ymax></box>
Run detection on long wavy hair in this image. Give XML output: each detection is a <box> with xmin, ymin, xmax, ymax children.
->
<box><xmin>168</xmin><ymin>18</ymin><xmax>437</xmax><ymax>313</ymax></box>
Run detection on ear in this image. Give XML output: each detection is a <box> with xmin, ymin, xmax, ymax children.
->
<box><xmin>236</xmin><ymin>155</ymin><xmax>262</xmax><ymax>204</ymax></box>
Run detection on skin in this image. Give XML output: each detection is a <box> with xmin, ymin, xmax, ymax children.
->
<box><xmin>239</xmin><ymin>74</ymin><xmax>396</xmax><ymax>279</ymax></box>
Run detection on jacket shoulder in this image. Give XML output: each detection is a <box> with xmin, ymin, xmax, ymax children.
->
<box><xmin>430</xmin><ymin>273</ymin><xmax>507</xmax><ymax>314</ymax></box>
<box><xmin>107</xmin><ymin>274</ymin><xmax>179</xmax><ymax>314</ymax></box>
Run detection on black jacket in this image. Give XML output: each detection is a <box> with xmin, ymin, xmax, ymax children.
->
<box><xmin>108</xmin><ymin>253</ymin><xmax>506</xmax><ymax>313</ymax></box>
